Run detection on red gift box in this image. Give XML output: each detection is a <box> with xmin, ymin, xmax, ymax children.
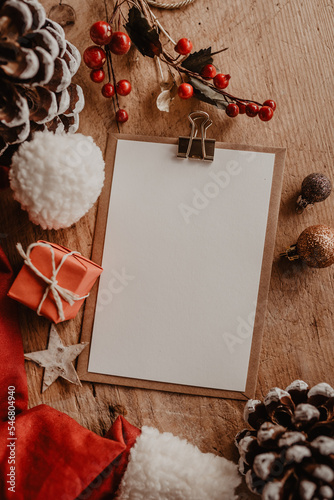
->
<box><xmin>8</xmin><ymin>240</ymin><xmax>102</xmax><ymax>323</ymax></box>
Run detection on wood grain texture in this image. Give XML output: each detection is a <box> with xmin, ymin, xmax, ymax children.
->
<box><xmin>1</xmin><ymin>0</ymin><xmax>333</xmax><ymax>497</ymax></box>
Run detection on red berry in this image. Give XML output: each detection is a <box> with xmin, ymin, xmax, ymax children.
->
<box><xmin>83</xmin><ymin>45</ymin><xmax>106</xmax><ymax>69</ymax></box>
<box><xmin>226</xmin><ymin>103</ymin><xmax>239</xmax><ymax>118</ymax></box>
<box><xmin>109</xmin><ymin>32</ymin><xmax>131</xmax><ymax>55</ymax></box>
<box><xmin>201</xmin><ymin>64</ymin><xmax>216</xmax><ymax>80</ymax></box>
<box><xmin>237</xmin><ymin>102</ymin><xmax>246</xmax><ymax>114</ymax></box>
<box><xmin>116</xmin><ymin>109</ymin><xmax>129</xmax><ymax>123</ymax></box>
<box><xmin>259</xmin><ymin>106</ymin><xmax>274</xmax><ymax>121</ymax></box>
<box><xmin>116</xmin><ymin>79</ymin><xmax>132</xmax><ymax>96</ymax></box>
<box><xmin>177</xmin><ymin>83</ymin><xmax>194</xmax><ymax>99</ymax></box>
<box><xmin>175</xmin><ymin>38</ymin><xmax>193</xmax><ymax>55</ymax></box>
<box><xmin>102</xmin><ymin>83</ymin><xmax>115</xmax><ymax>98</ymax></box>
<box><xmin>90</xmin><ymin>21</ymin><xmax>112</xmax><ymax>46</ymax></box>
<box><xmin>213</xmin><ymin>73</ymin><xmax>231</xmax><ymax>90</ymax></box>
<box><xmin>246</xmin><ymin>103</ymin><xmax>259</xmax><ymax>117</ymax></box>
<box><xmin>90</xmin><ymin>69</ymin><xmax>105</xmax><ymax>83</ymax></box>
<box><xmin>263</xmin><ymin>99</ymin><xmax>276</xmax><ymax>111</ymax></box>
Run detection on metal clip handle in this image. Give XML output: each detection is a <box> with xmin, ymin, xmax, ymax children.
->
<box><xmin>178</xmin><ymin>111</ymin><xmax>215</xmax><ymax>161</ymax></box>
<box><xmin>185</xmin><ymin>111</ymin><xmax>213</xmax><ymax>159</ymax></box>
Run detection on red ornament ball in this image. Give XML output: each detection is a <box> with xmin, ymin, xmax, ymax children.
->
<box><xmin>102</xmin><ymin>83</ymin><xmax>115</xmax><ymax>98</ymax></box>
<box><xmin>213</xmin><ymin>73</ymin><xmax>230</xmax><ymax>90</ymax></box>
<box><xmin>109</xmin><ymin>32</ymin><xmax>131</xmax><ymax>55</ymax></box>
<box><xmin>226</xmin><ymin>103</ymin><xmax>239</xmax><ymax>118</ymax></box>
<box><xmin>116</xmin><ymin>109</ymin><xmax>129</xmax><ymax>123</ymax></box>
<box><xmin>83</xmin><ymin>46</ymin><xmax>106</xmax><ymax>69</ymax></box>
<box><xmin>237</xmin><ymin>102</ymin><xmax>246</xmax><ymax>114</ymax></box>
<box><xmin>178</xmin><ymin>83</ymin><xmax>194</xmax><ymax>99</ymax></box>
<box><xmin>175</xmin><ymin>38</ymin><xmax>193</xmax><ymax>55</ymax></box>
<box><xmin>259</xmin><ymin>106</ymin><xmax>274</xmax><ymax>121</ymax></box>
<box><xmin>90</xmin><ymin>21</ymin><xmax>113</xmax><ymax>46</ymax></box>
<box><xmin>263</xmin><ymin>99</ymin><xmax>276</xmax><ymax>111</ymax></box>
<box><xmin>116</xmin><ymin>80</ymin><xmax>132</xmax><ymax>96</ymax></box>
<box><xmin>90</xmin><ymin>69</ymin><xmax>105</xmax><ymax>83</ymax></box>
<box><xmin>200</xmin><ymin>64</ymin><xmax>216</xmax><ymax>80</ymax></box>
<box><xmin>246</xmin><ymin>103</ymin><xmax>259</xmax><ymax>117</ymax></box>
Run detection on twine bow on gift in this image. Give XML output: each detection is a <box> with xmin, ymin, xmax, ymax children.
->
<box><xmin>16</xmin><ymin>242</ymin><xmax>89</xmax><ymax>322</ymax></box>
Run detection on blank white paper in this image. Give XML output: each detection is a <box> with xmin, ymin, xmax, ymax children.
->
<box><xmin>88</xmin><ymin>140</ymin><xmax>275</xmax><ymax>392</ymax></box>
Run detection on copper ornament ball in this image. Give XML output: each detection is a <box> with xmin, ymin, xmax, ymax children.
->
<box><xmin>296</xmin><ymin>224</ymin><xmax>334</xmax><ymax>268</ymax></box>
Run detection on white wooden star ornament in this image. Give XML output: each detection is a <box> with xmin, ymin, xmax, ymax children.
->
<box><xmin>24</xmin><ymin>324</ymin><xmax>88</xmax><ymax>392</ymax></box>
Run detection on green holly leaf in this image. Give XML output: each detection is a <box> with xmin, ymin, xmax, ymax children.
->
<box><xmin>181</xmin><ymin>47</ymin><xmax>213</xmax><ymax>73</ymax></box>
<box><xmin>125</xmin><ymin>6</ymin><xmax>162</xmax><ymax>58</ymax></box>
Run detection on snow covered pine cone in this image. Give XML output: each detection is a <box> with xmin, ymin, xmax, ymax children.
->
<box><xmin>235</xmin><ymin>381</ymin><xmax>334</xmax><ymax>500</ymax></box>
<box><xmin>0</xmin><ymin>0</ymin><xmax>84</xmax><ymax>155</ymax></box>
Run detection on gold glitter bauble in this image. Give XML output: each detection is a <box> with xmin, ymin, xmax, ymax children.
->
<box><xmin>296</xmin><ymin>225</ymin><xmax>334</xmax><ymax>268</ymax></box>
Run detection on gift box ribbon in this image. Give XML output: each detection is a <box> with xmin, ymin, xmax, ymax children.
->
<box><xmin>16</xmin><ymin>242</ymin><xmax>89</xmax><ymax>322</ymax></box>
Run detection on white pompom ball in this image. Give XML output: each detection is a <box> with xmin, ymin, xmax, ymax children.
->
<box><xmin>9</xmin><ymin>131</ymin><xmax>105</xmax><ymax>230</ymax></box>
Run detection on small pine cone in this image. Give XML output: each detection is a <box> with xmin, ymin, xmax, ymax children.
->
<box><xmin>0</xmin><ymin>0</ymin><xmax>84</xmax><ymax>156</ymax></box>
<box><xmin>236</xmin><ymin>380</ymin><xmax>334</xmax><ymax>499</ymax></box>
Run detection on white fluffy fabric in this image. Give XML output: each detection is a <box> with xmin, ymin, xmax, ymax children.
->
<box><xmin>117</xmin><ymin>426</ymin><xmax>241</xmax><ymax>500</ymax></box>
<box><xmin>10</xmin><ymin>131</ymin><xmax>105</xmax><ymax>230</ymax></box>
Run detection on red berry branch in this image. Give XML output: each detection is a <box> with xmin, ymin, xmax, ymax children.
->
<box><xmin>83</xmin><ymin>17</ymin><xmax>131</xmax><ymax>127</ymax></box>
<box><xmin>82</xmin><ymin>0</ymin><xmax>276</xmax><ymax>124</ymax></box>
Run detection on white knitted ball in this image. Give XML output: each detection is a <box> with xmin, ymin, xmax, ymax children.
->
<box><xmin>10</xmin><ymin>131</ymin><xmax>105</xmax><ymax>230</ymax></box>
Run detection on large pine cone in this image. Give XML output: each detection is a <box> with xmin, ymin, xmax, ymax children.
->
<box><xmin>236</xmin><ymin>381</ymin><xmax>334</xmax><ymax>499</ymax></box>
<box><xmin>0</xmin><ymin>0</ymin><xmax>84</xmax><ymax>155</ymax></box>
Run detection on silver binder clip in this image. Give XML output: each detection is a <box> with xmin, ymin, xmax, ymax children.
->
<box><xmin>178</xmin><ymin>111</ymin><xmax>215</xmax><ymax>161</ymax></box>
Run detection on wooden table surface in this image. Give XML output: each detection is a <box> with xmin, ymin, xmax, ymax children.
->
<box><xmin>1</xmin><ymin>0</ymin><xmax>334</xmax><ymax>497</ymax></box>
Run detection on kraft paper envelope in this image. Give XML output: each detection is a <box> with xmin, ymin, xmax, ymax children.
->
<box><xmin>77</xmin><ymin>134</ymin><xmax>285</xmax><ymax>400</ymax></box>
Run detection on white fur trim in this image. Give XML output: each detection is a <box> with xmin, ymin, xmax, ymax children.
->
<box><xmin>10</xmin><ymin>131</ymin><xmax>105</xmax><ymax>230</ymax></box>
<box><xmin>117</xmin><ymin>426</ymin><xmax>241</xmax><ymax>500</ymax></box>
